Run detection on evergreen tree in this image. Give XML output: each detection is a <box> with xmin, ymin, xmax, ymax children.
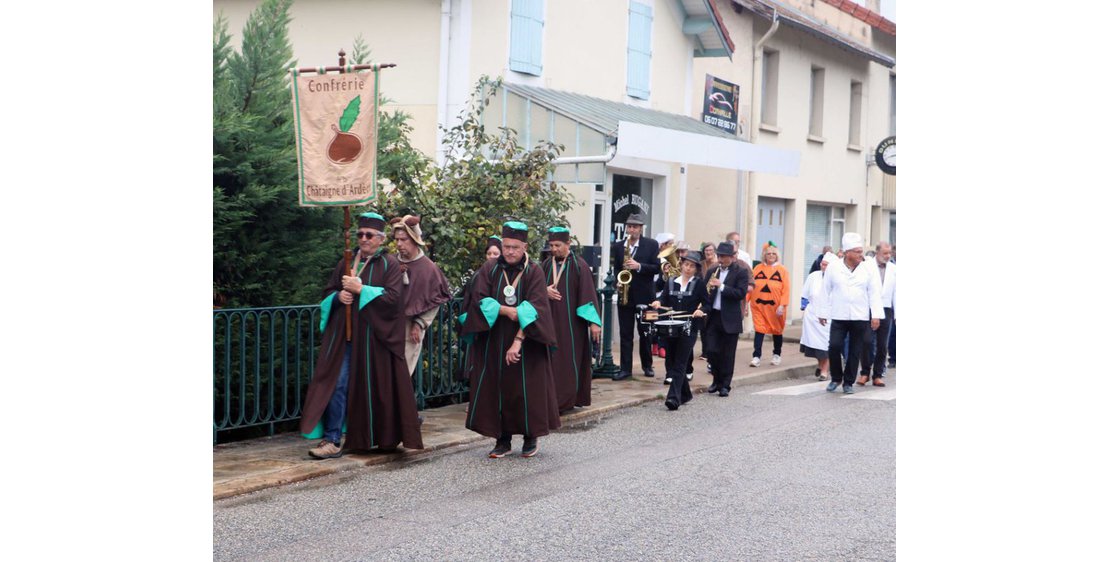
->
<box><xmin>213</xmin><ymin>2</ymin><xmax>429</xmax><ymax>308</ymax></box>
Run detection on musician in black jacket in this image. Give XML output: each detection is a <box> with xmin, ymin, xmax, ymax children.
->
<box><xmin>703</xmin><ymin>242</ymin><xmax>750</xmax><ymax>396</ymax></box>
<box><xmin>609</xmin><ymin>213</ymin><xmax>660</xmax><ymax>380</ymax></box>
<box><xmin>650</xmin><ymin>251</ymin><xmax>708</xmax><ymax>410</ymax></box>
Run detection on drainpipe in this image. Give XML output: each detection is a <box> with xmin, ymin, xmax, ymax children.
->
<box><xmin>744</xmin><ymin>10</ymin><xmax>779</xmax><ymax>259</ymax></box>
<box><xmin>436</xmin><ymin>0</ymin><xmax>452</xmax><ymax>166</ymax></box>
<box><xmin>551</xmin><ymin>141</ymin><xmax>618</xmax><ymax>165</ymax></box>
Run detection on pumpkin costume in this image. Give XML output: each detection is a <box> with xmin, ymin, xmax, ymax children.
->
<box><xmin>748</xmin><ymin>244</ymin><xmax>791</xmax><ymax>336</ymax></box>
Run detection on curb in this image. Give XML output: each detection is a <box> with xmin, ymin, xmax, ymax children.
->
<box><xmin>215</xmin><ymin>360</ymin><xmax>816</xmax><ymax>500</ymax></box>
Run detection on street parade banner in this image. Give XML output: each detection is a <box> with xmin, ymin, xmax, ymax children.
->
<box><xmin>701</xmin><ymin>74</ymin><xmax>740</xmax><ymax>135</ymax></box>
<box><xmin>290</xmin><ymin>68</ymin><xmax>379</xmax><ymax>206</ymax></box>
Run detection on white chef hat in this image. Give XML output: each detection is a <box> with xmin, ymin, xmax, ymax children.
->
<box><xmin>841</xmin><ymin>232</ymin><xmax>864</xmax><ymax>251</ymax></box>
<box><xmin>822</xmin><ymin>251</ymin><xmax>838</xmax><ymax>264</ymax></box>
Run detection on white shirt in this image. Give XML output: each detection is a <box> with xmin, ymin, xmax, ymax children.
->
<box><xmin>712</xmin><ymin>266</ymin><xmax>729</xmax><ymax>310</ymax></box>
<box><xmin>627</xmin><ymin>237</ymin><xmax>639</xmax><ymax>259</ymax></box>
<box><xmin>736</xmin><ymin>248</ymin><xmax>753</xmax><ymax>268</ymax></box>
<box><xmin>874</xmin><ymin>259</ymin><xmax>896</xmax><ymax>309</ymax></box>
<box><xmin>818</xmin><ymin>258</ymin><xmax>885</xmax><ymax>321</ymax></box>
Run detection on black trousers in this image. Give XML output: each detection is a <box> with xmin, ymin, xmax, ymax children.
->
<box><xmin>828</xmin><ymin>320</ymin><xmax>871</xmax><ymax>387</ymax></box>
<box><xmin>617</xmin><ymin>305</ymin><xmax>653</xmax><ymax>374</ymax></box>
<box><xmin>887</xmin><ymin>317</ymin><xmax>896</xmax><ymax>364</ymax></box>
<box><xmin>860</xmin><ymin>307</ymin><xmax>893</xmax><ymax>377</ymax></box>
<box><xmin>664</xmin><ymin>331</ymin><xmax>696</xmax><ymax>406</ymax></box>
<box><xmin>752</xmin><ymin>332</ymin><xmax>783</xmax><ymax>358</ymax></box>
<box><xmin>704</xmin><ymin>310</ymin><xmax>739</xmax><ymax>390</ymax></box>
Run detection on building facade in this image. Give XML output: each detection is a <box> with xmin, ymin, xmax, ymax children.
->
<box><xmin>215</xmin><ymin>0</ymin><xmax>895</xmax><ymax>322</ymax></box>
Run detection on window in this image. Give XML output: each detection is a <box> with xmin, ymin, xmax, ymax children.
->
<box><xmin>626</xmin><ymin>2</ymin><xmax>653</xmax><ymax>99</ymax></box>
<box><xmin>809</xmin><ymin>66</ymin><xmax>825</xmax><ymax>138</ymax></box>
<box><xmin>832</xmin><ymin>206</ymin><xmax>845</xmax><ymax>250</ymax></box>
<box><xmin>804</xmin><ymin>203</ymin><xmax>847</xmax><ymax>260</ymax></box>
<box><xmin>848</xmin><ymin>80</ymin><xmax>862</xmax><ymax>146</ymax></box>
<box><xmin>509</xmin><ymin>0</ymin><xmax>544</xmax><ymax>76</ymax></box>
<box><xmin>761</xmin><ymin>50</ymin><xmax>779</xmax><ymax>126</ymax></box>
<box><xmin>889</xmin><ymin>74</ymin><xmax>896</xmax><ymax>135</ymax></box>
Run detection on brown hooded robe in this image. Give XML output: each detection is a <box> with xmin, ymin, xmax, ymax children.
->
<box><xmin>461</xmin><ymin>257</ymin><xmax>561</xmax><ymax>439</ymax></box>
<box><xmin>542</xmin><ymin>253</ymin><xmax>601</xmax><ymax>410</ymax></box>
<box><xmin>299</xmin><ymin>250</ymin><xmax>424</xmax><ymax>450</ymax></box>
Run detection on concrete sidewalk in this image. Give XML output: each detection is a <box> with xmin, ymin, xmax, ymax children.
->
<box><xmin>214</xmin><ymin>323</ymin><xmax>814</xmax><ymax>500</ymax></box>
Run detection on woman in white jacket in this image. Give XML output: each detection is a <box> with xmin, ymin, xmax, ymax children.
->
<box><xmin>799</xmin><ymin>252</ymin><xmax>837</xmax><ymax>380</ymax></box>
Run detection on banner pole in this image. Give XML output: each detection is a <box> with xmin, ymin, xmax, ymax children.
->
<box><xmin>344</xmin><ymin>205</ymin><xmax>352</xmax><ymax>342</ymax></box>
<box><xmin>339</xmin><ymin>49</ymin><xmax>354</xmax><ymax>343</ymax></box>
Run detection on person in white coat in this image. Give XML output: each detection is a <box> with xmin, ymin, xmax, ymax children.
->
<box><xmin>800</xmin><ymin>252</ymin><xmax>837</xmax><ymax>380</ymax></box>
<box><xmin>817</xmin><ymin>233</ymin><xmax>885</xmax><ymax>394</ymax></box>
<box><xmin>859</xmin><ymin>242</ymin><xmax>896</xmax><ymax>386</ymax></box>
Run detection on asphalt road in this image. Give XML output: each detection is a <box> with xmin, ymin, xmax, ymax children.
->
<box><xmin>214</xmin><ymin>376</ymin><xmax>896</xmax><ymax>561</ymax></box>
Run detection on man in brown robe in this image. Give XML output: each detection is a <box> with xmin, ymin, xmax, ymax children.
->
<box><xmin>389</xmin><ymin>215</ymin><xmax>452</xmax><ymax>376</ymax></box>
<box><xmin>542</xmin><ymin>226</ymin><xmax>601</xmax><ymax>413</ymax></box>
<box><xmin>462</xmin><ymin>221</ymin><xmax>560</xmax><ymax>458</ymax></box>
<box><xmin>299</xmin><ymin>211</ymin><xmax>424</xmax><ymax>458</ymax></box>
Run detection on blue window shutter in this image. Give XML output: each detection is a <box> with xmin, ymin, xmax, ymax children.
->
<box><xmin>627</xmin><ymin>2</ymin><xmax>652</xmax><ymax>99</ymax></box>
<box><xmin>510</xmin><ymin>0</ymin><xmax>544</xmax><ymax>76</ymax></box>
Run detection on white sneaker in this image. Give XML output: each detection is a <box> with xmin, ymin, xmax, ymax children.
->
<box><xmin>770</xmin><ymin>354</ymin><xmax>782</xmax><ymax>366</ymax></box>
<box><xmin>749</xmin><ymin>356</ymin><xmax>761</xmax><ymax>367</ymax></box>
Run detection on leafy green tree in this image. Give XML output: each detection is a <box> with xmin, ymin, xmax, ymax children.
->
<box><xmin>375</xmin><ymin>77</ymin><xmax>576</xmax><ymax>289</ymax></box>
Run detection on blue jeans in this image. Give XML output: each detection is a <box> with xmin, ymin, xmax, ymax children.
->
<box><xmin>323</xmin><ymin>344</ymin><xmax>352</xmax><ymax>444</ymax></box>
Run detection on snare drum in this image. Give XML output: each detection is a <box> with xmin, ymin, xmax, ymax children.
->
<box><xmin>636</xmin><ymin>308</ymin><xmax>657</xmax><ymax>337</ymax></box>
<box><xmin>654</xmin><ymin>319</ymin><xmax>691</xmax><ymax>338</ymax></box>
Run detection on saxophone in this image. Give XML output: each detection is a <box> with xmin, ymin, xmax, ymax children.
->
<box><xmin>617</xmin><ymin>270</ymin><xmax>632</xmax><ymax>306</ymax></box>
<box><xmin>617</xmin><ymin>237</ymin><xmax>633</xmax><ymax>306</ymax></box>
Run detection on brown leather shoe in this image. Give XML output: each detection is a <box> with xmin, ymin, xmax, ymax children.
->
<box><xmin>872</xmin><ymin>377</ymin><xmax>886</xmax><ymax>387</ymax></box>
<box><xmin>309</xmin><ymin>440</ymin><xmax>343</xmax><ymax>459</ymax></box>
<box><xmin>857</xmin><ymin>375</ymin><xmax>870</xmax><ymax>386</ymax></box>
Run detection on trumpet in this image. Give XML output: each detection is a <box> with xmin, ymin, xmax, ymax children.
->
<box><xmin>617</xmin><ymin>269</ymin><xmax>632</xmax><ymax>306</ymax></box>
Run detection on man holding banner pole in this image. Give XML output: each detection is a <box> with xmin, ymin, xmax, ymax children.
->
<box><xmin>289</xmin><ymin>59</ymin><xmax>423</xmax><ymax>456</ymax></box>
<box><xmin>300</xmin><ymin>212</ymin><xmax>424</xmax><ymax>457</ymax></box>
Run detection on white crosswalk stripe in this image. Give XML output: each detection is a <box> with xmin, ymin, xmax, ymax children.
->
<box><xmin>752</xmin><ymin>380</ymin><xmax>896</xmax><ymax>401</ymax></box>
<box><xmin>753</xmin><ymin>381</ymin><xmax>830</xmax><ymax>396</ymax></box>
<box><xmin>845</xmin><ymin>389</ymin><xmax>896</xmax><ymax>400</ymax></box>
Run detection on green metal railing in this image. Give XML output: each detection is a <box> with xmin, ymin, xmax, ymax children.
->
<box><xmin>214</xmin><ymin>273</ymin><xmax>619</xmax><ymax>443</ymax></box>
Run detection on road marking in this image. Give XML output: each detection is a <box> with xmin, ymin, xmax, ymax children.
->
<box><xmin>752</xmin><ymin>381</ymin><xmax>897</xmax><ymax>401</ymax></box>
<box><xmin>753</xmin><ymin>381</ymin><xmax>830</xmax><ymax>396</ymax></box>
<box><xmin>845</xmin><ymin>388</ymin><xmax>896</xmax><ymax>401</ymax></box>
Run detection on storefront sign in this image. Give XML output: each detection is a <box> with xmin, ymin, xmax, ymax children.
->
<box><xmin>702</xmin><ymin>74</ymin><xmax>740</xmax><ymax>135</ymax></box>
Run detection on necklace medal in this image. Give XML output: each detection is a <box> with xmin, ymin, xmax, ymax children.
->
<box><xmin>501</xmin><ymin>268</ymin><xmax>524</xmax><ymax>306</ymax></box>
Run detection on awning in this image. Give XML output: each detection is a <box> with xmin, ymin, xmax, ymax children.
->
<box><xmin>617</xmin><ymin>121</ymin><xmax>799</xmax><ymax>176</ymax></box>
<box><xmin>494</xmin><ymin>83</ymin><xmax>799</xmax><ymax>177</ymax></box>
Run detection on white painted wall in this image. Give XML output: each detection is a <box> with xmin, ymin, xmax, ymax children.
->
<box><xmin>215</xmin><ymin>0</ymin><xmax>445</xmax><ymax>156</ymax></box>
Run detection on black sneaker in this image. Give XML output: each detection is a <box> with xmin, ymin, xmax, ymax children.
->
<box><xmin>522</xmin><ymin>437</ymin><xmax>539</xmax><ymax>458</ymax></box>
<box><xmin>489</xmin><ymin>438</ymin><xmax>512</xmax><ymax>458</ymax></box>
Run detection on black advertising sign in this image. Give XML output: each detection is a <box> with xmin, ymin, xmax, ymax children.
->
<box><xmin>702</xmin><ymin>74</ymin><xmax>740</xmax><ymax>135</ymax></box>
